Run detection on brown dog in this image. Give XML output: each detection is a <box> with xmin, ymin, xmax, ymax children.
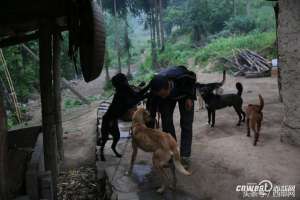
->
<box><xmin>129</xmin><ymin>107</ymin><xmax>191</xmax><ymax>193</ymax></box>
<box><xmin>246</xmin><ymin>94</ymin><xmax>264</xmax><ymax>146</ymax></box>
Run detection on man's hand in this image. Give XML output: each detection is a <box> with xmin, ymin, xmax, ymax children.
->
<box><xmin>185</xmin><ymin>99</ymin><xmax>193</xmax><ymax>110</ymax></box>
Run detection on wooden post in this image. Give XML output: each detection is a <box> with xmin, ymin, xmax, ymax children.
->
<box><xmin>53</xmin><ymin>32</ymin><xmax>64</xmax><ymax>162</ymax></box>
<box><xmin>0</xmin><ymin>86</ymin><xmax>8</xmax><ymax>200</ymax></box>
<box><xmin>39</xmin><ymin>22</ymin><xmax>58</xmax><ymax>200</ymax></box>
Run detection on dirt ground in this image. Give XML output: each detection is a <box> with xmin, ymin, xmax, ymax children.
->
<box><xmin>172</xmin><ymin>71</ymin><xmax>300</xmax><ymax>199</ymax></box>
<box><xmin>101</xmin><ymin>70</ymin><xmax>300</xmax><ymax>200</ymax></box>
<box><xmin>26</xmin><ymin>68</ymin><xmax>299</xmax><ymax>198</ymax></box>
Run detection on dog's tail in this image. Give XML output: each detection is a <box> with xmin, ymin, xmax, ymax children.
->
<box><xmin>171</xmin><ymin>148</ymin><xmax>191</xmax><ymax>176</ymax></box>
<box><xmin>236</xmin><ymin>82</ymin><xmax>243</xmax><ymax>96</ymax></box>
<box><xmin>220</xmin><ymin>70</ymin><xmax>226</xmax><ymax>86</ymax></box>
<box><xmin>258</xmin><ymin>94</ymin><xmax>264</xmax><ymax>112</ymax></box>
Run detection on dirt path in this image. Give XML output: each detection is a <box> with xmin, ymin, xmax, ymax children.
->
<box><xmin>171</xmin><ymin>71</ymin><xmax>300</xmax><ymax>199</ymax></box>
<box><xmin>100</xmin><ymin>70</ymin><xmax>300</xmax><ymax>200</ymax></box>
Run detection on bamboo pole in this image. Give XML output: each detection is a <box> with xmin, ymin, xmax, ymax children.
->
<box><xmin>0</xmin><ymin>49</ymin><xmax>22</xmax><ymax>123</ymax></box>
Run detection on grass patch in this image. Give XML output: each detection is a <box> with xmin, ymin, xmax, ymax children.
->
<box><xmin>64</xmin><ymin>99</ymin><xmax>82</xmax><ymax>109</ymax></box>
<box><xmin>195</xmin><ymin>32</ymin><xmax>276</xmax><ymax>65</ymax></box>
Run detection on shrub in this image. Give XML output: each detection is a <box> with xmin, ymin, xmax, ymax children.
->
<box><xmin>195</xmin><ymin>32</ymin><xmax>276</xmax><ymax>64</ymax></box>
<box><xmin>225</xmin><ymin>16</ymin><xmax>256</xmax><ymax>34</ymax></box>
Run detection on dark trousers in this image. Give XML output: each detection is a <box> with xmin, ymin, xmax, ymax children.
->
<box><xmin>158</xmin><ymin>98</ymin><xmax>194</xmax><ymax>157</ymax></box>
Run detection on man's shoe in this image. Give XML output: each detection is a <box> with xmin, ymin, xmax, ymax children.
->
<box><xmin>181</xmin><ymin>156</ymin><xmax>191</xmax><ymax>169</ymax></box>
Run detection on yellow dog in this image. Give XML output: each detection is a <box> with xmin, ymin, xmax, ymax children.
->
<box><xmin>129</xmin><ymin>107</ymin><xmax>191</xmax><ymax>193</ymax></box>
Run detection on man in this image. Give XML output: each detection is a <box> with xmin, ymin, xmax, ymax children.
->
<box><xmin>147</xmin><ymin>66</ymin><xmax>197</xmax><ymax>166</ymax></box>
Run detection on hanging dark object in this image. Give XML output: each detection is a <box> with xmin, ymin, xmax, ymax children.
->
<box><xmin>69</xmin><ymin>0</ymin><xmax>106</xmax><ymax>82</ymax></box>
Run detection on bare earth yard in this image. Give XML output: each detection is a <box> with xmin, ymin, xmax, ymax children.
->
<box><xmin>55</xmin><ymin>70</ymin><xmax>299</xmax><ymax>199</ymax></box>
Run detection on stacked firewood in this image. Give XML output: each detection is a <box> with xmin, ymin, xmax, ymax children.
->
<box><xmin>222</xmin><ymin>49</ymin><xmax>271</xmax><ymax>78</ymax></box>
<box><xmin>57</xmin><ymin>167</ymin><xmax>98</xmax><ymax>200</ymax></box>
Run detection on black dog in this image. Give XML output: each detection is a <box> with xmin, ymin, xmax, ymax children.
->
<box><xmin>196</xmin><ymin>70</ymin><xmax>226</xmax><ymax>93</ymax></box>
<box><xmin>97</xmin><ymin>73</ymin><xmax>149</xmax><ymax>161</ymax></box>
<box><xmin>196</xmin><ymin>81</ymin><xmax>246</xmax><ymax>127</ymax></box>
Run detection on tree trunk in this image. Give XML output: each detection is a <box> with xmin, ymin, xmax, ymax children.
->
<box><xmin>233</xmin><ymin>0</ymin><xmax>236</xmax><ymax>17</ymax></box>
<box><xmin>278</xmin><ymin>0</ymin><xmax>300</xmax><ymax>145</ymax></box>
<box><xmin>246</xmin><ymin>0</ymin><xmax>251</xmax><ymax>16</ymax></box>
<box><xmin>105</xmin><ymin>65</ymin><xmax>110</xmax><ymax>81</ymax></box>
<box><xmin>124</xmin><ymin>17</ymin><xmax>132</xmax><ymax>78</ymax></box>
<box><xmin>150</xmin><ymin>8</ymin><xmax>158</xmax><ymax>69</ymax></box>
<box><xmin>114</xmin><ymin>0</ymin><xmax>121</xmax><ymax>73</ymax></box>
<box><xmin>53</xmin><ymin>33</ymin><xmax>64</xmax><ymax>162</ymax></box>
<box><xmin>159</xmin><ymin>0</ymin><xmax>165</xmax><ymax>51</ymax></box>
<box><xmin>155</xmin><ymin>0</ymin><xmax>161</xmax><ymax>49</ymax></box>
<box><xmin>0</xmin><ymin>84</ymin><xmax>8</xmax><ymax>200</ymax></box>
<box><xmin>39</xmin><ymin>22</ymin><xmax>58</xmax><ymax>200</ymax></box>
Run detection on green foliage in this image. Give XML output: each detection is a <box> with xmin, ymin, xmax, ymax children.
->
<box><xmin>1</xmin><ymin>43</ymin><xmax>39</xmax><ymax>102</ymax></box>
<box><xmin>157</xmin><ymin>35</ymin><xmax>194</xmax><ymax>66</ymax></box>
<box><xmin>225</xmin><ymin>16</ymin><xmax>256</xmax><ymax>34</ymax></box>
<box><xmin>195</xmin><ymin>32</ymin><xmax>276</xmax><ymax>65</ymax></box>
<box><xmin>64</xmin><ymin>99</ymin><xmax>83</xmax><ymax>109</ymax></box>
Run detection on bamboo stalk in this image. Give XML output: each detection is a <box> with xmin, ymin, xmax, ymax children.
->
<box><xmin>0</xmin><ymin>49</ymin><xmax>22</xmax><ymax>123</ymax></box>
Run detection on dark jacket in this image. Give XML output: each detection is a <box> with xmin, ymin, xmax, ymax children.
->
<box><xmin>146</xmin><ymin>66</ymin><xmax>196</xmax><ymax>123</ymax></box>
<box><xmin>156</xmin><ymin>65</ymin><xmax>197</xmax><ymax>100</ymax></box>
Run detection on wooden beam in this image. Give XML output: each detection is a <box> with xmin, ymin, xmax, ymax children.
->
<box><xmin>0</xmin><ymin>80</ymin><xmax>8</xmax><ymax>200</ymax></box>
<box><xmin>53</xmin><ymin>33</ymin><xmax>64</xmax><ymax>161</ymax></box>
<box><xmin>0</xmin><ymin>31</ymin><xmax>39</xmax><ymax>48</ymax></box>
<box><xmin>39</xmin><ymin>22</ymin><xmax>58</xmax><ymax>200</ymax></box>
<box><xmin>21</xmin><ymin>44</ymin><xmax>90</xmax><ymax>105</ymax></box>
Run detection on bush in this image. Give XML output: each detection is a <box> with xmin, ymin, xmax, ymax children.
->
<box><xmin>195</xmin><ymin>32</ymin><xmax>276</xmax><ymax>64</ymax></box>
<box><xmin>225</xmin><ymin>16</ymin><xmax>256</xmax><ymax>34</ymax></box>
<box><xmin>64</xmin><ymin>99</ymin><xmax>82</xmax><ymax>109</ymax></box>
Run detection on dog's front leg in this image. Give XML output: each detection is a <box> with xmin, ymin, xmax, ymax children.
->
<box><xmin>211</xmin><ymin>110</ymin><xmax>216</xmax><ymax>127</ymax></box>
<box><xmin>207</xmin><ymin>109</ymin><xmax>211</xmax><ymax>125</ymax></box>
<box><xmin>170</xmin><ymin>161</ymin><xmax>177</xmax><ymax>190</ymax></box>
<box><xmin>128</xmin><ymin>142</ymin><xmax>138</xmax><ymax>175</ymax></box>
<box><xmin>246</xmin><ymin>118</ymin><xmax>251</xmax><ymax>137</ymax></box>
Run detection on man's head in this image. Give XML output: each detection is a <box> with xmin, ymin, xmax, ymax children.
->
<box><xmin>149</xmin><ymin>75</ymin><xmax>171</xmax><ymax>98</ymax></box>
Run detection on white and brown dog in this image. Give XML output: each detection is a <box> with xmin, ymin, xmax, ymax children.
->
<box><xmin>129</xmin><ymin>108</ymin><xmax>191</xmax><ymax>193</ymax></box>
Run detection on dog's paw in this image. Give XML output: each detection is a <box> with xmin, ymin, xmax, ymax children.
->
<box><xmin>156</xmin><ymin>185</ymin><xmax>166</xmax><ymax>194</ymax></box>
<box><xmin>100</xmin><ymin>155</ymin><xmax>106</xmax><ymax>162</ymax></box>
<box><xmin>116</xmin><ymin>153</ymin><xmax>122</xmax><ymax>158</ymax></box>
<box><xmin>125</xmin><ymin>171</ymin><xmax>132</xmax><ymax>176</ymax></box>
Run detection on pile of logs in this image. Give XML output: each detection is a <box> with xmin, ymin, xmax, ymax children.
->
<box><xmin>222</xmin><ymin>49</ymin><xmax>271</xmax><ymax>78</ymax></box>
<box><xmin>57</xmin><ymin>167</ymin><xmax>98</xmax><ymax>200</ymax></box>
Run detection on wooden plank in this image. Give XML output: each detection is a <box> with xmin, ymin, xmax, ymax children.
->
<box><xmin>0</xmin><ymin>0</ymin><xmax>67</xmax><ymax>22</ymax></box>
<box><xmin>39</xmin><ymin>21</ymin><xmax>58</xmax><ymax>200</ymax></box>
<box><xmin>0</xmin><ymin>31</ymin><xmax>39</xmax><ymax>48</ymax></box>
<box><xmin>53</xmin><ymin>33</ymin><xmax>64</xmax><ymax>161</ymax></box>
<box><xmin>0</xmin><ymin>84</ymin><xmax>8</xmax><ymax>200</ymax></box>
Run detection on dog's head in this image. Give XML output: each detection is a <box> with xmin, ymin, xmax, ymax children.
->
<box><xmin>111</xmin><ymin>73</ymin><xmax>129</xmax><ymax>89</ymax></box>
<box><xmin>132</xmin><ymin>107</ymin><xmax>152</xmax><ymax>125</ymax></box>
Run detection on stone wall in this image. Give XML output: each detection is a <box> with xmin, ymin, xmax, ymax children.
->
<box><xmin>278</xmin><ymin>0</ymin><xmax>300</xmax><ymax>145</ymax></box>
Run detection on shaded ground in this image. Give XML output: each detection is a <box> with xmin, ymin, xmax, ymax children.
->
<box><xmin>98</xmin><ymin>71</ymin><xmax>300</xmax><ymax>200</ymax></box>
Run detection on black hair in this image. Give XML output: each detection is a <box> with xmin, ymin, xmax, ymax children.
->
<box><xmin>149</xmin><ymin>75</ymin><xmax>169</xmax><ymax>92</ymax></box>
